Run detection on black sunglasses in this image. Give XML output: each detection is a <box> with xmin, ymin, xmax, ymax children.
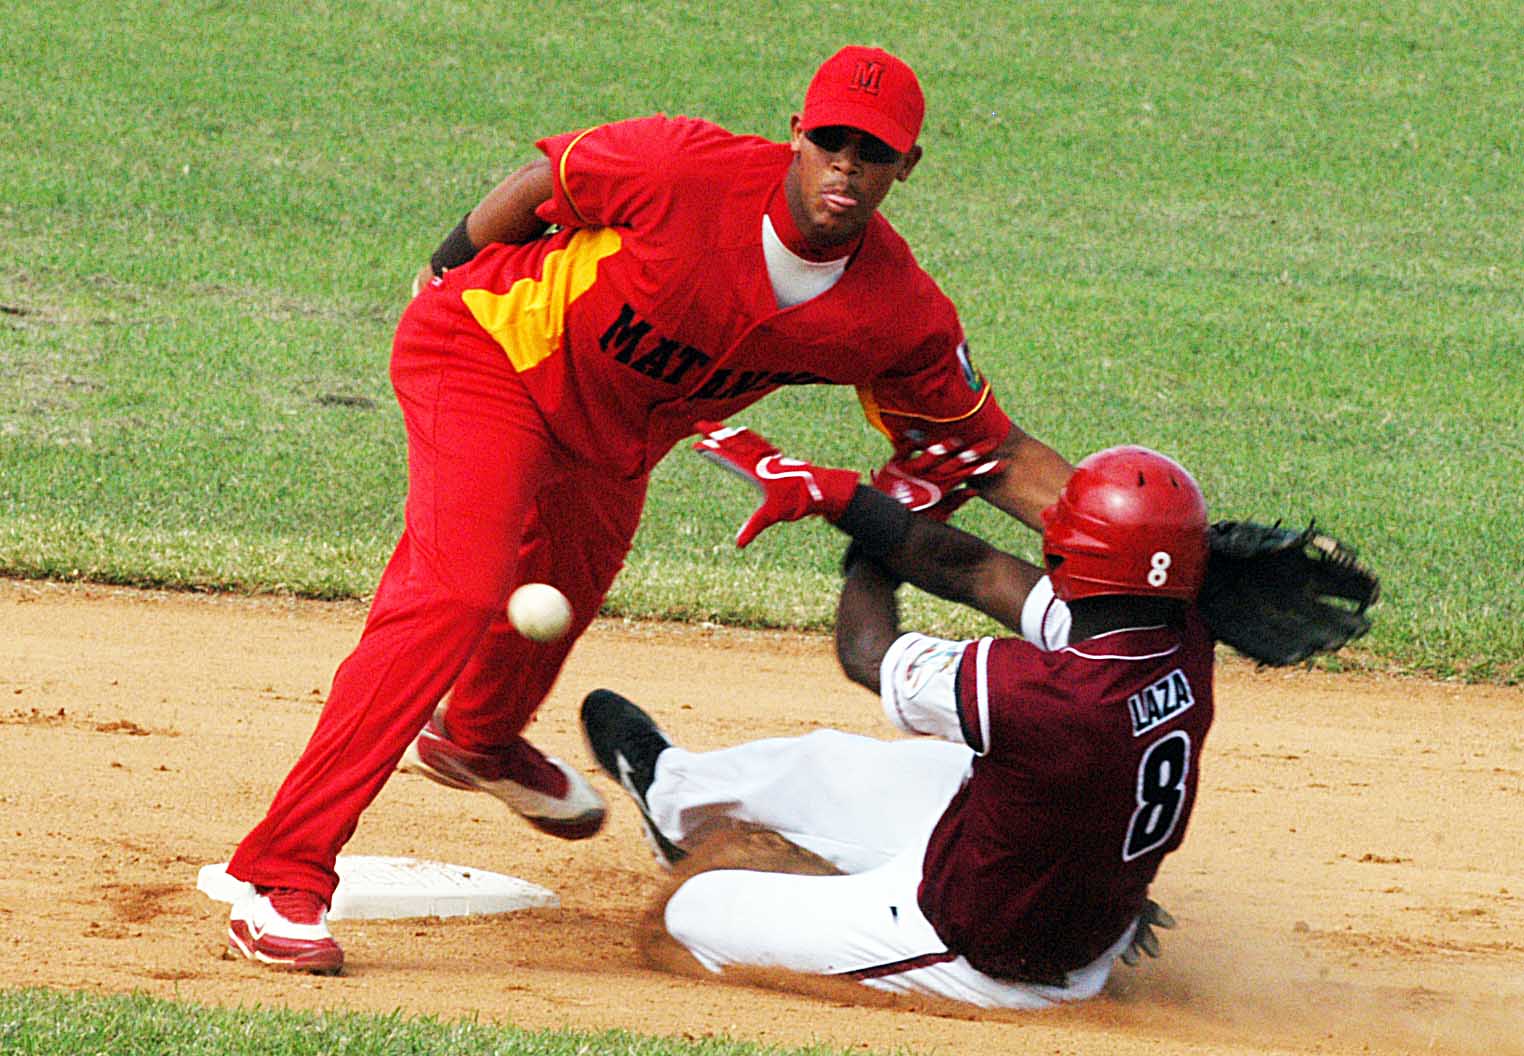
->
<box><xmin>803</xmin><ymin>125</ymin><xmax>902</xmax><ymax>164</ymax></box>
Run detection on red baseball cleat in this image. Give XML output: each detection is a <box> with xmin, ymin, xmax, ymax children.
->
<box><xmin>400</xmin><ymin>706</ymin><xmax>606</xmax><ymax>839</ymax></box>
<box><xmin>227</xmin><ymin>887</ymin><xmax>344</xmax><ymax>974</ymax></box>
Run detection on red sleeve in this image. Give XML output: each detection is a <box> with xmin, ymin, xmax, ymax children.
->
<box><xmin>857</xmin><ymin>324</ymin><xmax>1013</xmax><ymax>460</ymax></box>
<box><xmin>535</xmin><ymin>114</ymin><xmax>725</xmax><ymax>231</ymax></box>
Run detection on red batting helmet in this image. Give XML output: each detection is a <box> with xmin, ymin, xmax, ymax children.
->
<box><xmin>1041</xmin><ymin>446</ymin><xmax>1208</xmax><ymax>602</ymax></box>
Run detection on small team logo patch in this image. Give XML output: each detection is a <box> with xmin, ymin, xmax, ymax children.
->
<box><xmin>1127</xmin><ymin>668</ymin><xmax>1195</xmax><ymax>736</ymax></box>
<box><xmin>955</xmin><ymin>341</ymin><xmax>982</xmax><ymax>392</ymax></box>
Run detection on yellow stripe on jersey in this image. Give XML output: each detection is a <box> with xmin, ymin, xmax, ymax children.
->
<box><xmin>461</xmin><ymin>227</ymin><xmax>623</xmax><ymax>373</ymax></box>
<box><xmin>556</xmin><ymin>127</ymin><xmax>598</xmax><ymax>226</ymax></box>
<box><xmin>856</xmin><ymin>383</ymin><xmax>993</xmax><ymax>440</ymax></box>
<box><xmin>857</xmin><ymin>385</ymin><xmax>891</xmax><ymax>439</ymax></box>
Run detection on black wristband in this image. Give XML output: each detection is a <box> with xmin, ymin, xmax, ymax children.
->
<box><xmin>429</xmin><ymin>213</ymin><xmax>477</xmax><ymax>276</ymax></box>
<box><xmin>834</xmin><ymin>485</ymin><xmax>912</xmax><ymax>558</ymax></box>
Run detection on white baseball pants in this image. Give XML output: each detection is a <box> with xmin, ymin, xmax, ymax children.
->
<box><xmin>648</xmin><ymin>728</ymin><xmax>1132</xmax><ymax>1009</ymax></box>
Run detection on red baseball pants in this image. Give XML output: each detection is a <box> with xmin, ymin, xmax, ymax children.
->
<box><xmin>229</xmin><ymin>293</ymin><xmax>646</xmax><ymax>899</ymax></box>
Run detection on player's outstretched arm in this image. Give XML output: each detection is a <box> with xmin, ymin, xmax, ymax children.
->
<box><xmin>692</xmin><ymin>421</ymin><xmax>1042</xmax><ymax>629</ymax></box>
<box><xmin>963</xmin><ymin>424</ymin><xmax>1074</xmax><ymax>534</ymax></box>
<box><xmin>837</xmin><ymin>486</ymin><xmax>1041</xmax><ymax>630</ymax></box>
<box><xmin>868</xmin><ymin>423</ymin><xmax>1073</xmax><ymax>533</ymax></box>
<box><xmin>833</xmin><ymin>512</ymin><xmax>1042</xmax><ymax>691</ymax></box>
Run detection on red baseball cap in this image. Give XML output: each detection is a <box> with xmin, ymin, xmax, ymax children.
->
<box><xmin>801</xmin><ymin>46</ymin><xmax>924</xmax><ymax>154</ymax></box>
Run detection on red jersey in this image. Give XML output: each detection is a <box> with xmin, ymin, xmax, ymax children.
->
<box><xmin>917</xmin><ymin>613</ymin><xmax>1216</xmax><ymax>982</ymax></box>
<box><xmin>431</xmin><ymin>115</ymin><xmax>1009</xmax><ymax>478</ymax></box>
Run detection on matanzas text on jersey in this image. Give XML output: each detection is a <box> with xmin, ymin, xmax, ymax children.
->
<box><xmin>600</xmin><ymin>304</ymin><xmax>828</xmax><ymax>398</ymax></box>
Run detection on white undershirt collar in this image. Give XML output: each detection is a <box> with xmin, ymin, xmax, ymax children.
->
<box><xmin>761</xmin><ymin>215</ymin><xmax>849</xmax><ymax>309</ymax></box>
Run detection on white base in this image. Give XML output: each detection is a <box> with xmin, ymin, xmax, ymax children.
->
<box><xmin>197</xmin><ymin>855</ymin><xmax>559</xmax><ymax>920</ymax></box>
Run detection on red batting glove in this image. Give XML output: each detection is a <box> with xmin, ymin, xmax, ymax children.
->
<box><xmin>870</xmin><ymin>437</ymin><xmax>1005</xmax><ymax>517</ymax></box>
<box><xmin>692</xmin><ymin>421</ymin><xmax>861</xmax><ymax>548</ymax></box>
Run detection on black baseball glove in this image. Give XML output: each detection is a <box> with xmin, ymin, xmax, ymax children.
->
<box><xmin>1198</xmin><ymin>520</ymin><xmax>1380</xmax><ymax>666</ymax></box>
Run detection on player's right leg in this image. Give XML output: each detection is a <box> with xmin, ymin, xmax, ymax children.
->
<box><xmin>224</xmin><ymin>303</ymin><xmax>556</xmax><ymax>971</ymax></box>
<box><xmin>227</xmin><ymin>885</ymin><xmax>343</xmax><ymax>974</ymax></box>
<box><xmin>582</xmin><ymin>690</ymin><xmax>973</xmax><ymax>874</ymax></box>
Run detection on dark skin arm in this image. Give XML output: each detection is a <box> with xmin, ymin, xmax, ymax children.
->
<box><xmin>464</xmin><ymin>157</ymin><xmax>555</xmax><ymax>246</ymax></box>
<box><xmin>835</xmin><ymin>557</ymin><xmax>904</xmax><ymax>691</ymax></box>
<box><xmin>966</xmin><ymin>422</ymin><xmax>1075</xmax><ymax>533</ymax></box>
<box><xmin>834</xmin><ymin>488</ymin><xmax>1046</xmax><ymax>690</ymax></box>
<box><xmin>414</xmin><ymin>158</ymin><xmax>556</xmax><ymax>291</ymax></box>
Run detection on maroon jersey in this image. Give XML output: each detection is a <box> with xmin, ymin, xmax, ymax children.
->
<box><xmin>917</xmin><ymin>612</ymin><xmax>1216</xmax><ymax>982</ymax></box>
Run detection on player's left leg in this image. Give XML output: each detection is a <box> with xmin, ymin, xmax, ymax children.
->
<box><xmin>444</xmin><ymin>462</ymin><xmax>647</xmax><ymax>744</ymax></box>
<box><xmin>400</xmin><ymin>463</ymin><xmax>647</xmax><ymax>836</ymax></box>
<box><xmin>662</xmin><ymin>843</ymin><xmax>947</xmax><ymax>980</ymax></box>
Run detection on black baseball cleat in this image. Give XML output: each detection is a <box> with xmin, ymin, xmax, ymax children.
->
<box><xmin>580</xmin><ymin>689</ymin><xmax>687</xmax><ymax>869</ymax></box>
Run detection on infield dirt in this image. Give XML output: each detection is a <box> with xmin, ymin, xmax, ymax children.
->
<box><xmin>3</xmin><ymin>577</ymin><xmax>1520</xmax><ymax>1055</ymax></box>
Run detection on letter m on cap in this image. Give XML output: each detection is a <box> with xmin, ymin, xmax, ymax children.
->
<box><xmin>850</xmin><ymin>60</ymin><xmax>884</xmax><ymax>95</ymax></box>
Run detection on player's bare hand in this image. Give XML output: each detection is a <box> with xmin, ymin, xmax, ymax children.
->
<box><xmin>1120</xmin><ymin>898</ymin><xmax>1176</xmax><ymax>966</ymax></box>
<box><xmin>410</xmin><ymin>264</ymin><xmax>434</xmax><ymax>298</ymax></box>
<box><xmin>692</xmin><ymin>421</ymin><xmax>860</xmax><ymax>548</ymax></box>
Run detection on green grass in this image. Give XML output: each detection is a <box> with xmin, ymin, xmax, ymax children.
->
<box><xmin>3</xmin><ymin>2</ymin><xmax>1521</xmax><ymax>687</ymax></box>
<box><xmin>0</xmin><ymin>989</ymin><xmax>862</xmax><ymax>1056</ymax></box>
<box><xmin>2</xmin><ymin>1</ymin><xmax>1521</xmax><ymax>1052</ymax></box>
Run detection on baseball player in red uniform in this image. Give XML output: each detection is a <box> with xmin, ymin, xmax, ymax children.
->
<box><xmin>582</xmin><ymin>436</ymin><xmax>1213</xmax><ymax>1007</ymax></box>
<box><xmin>224</xmin><ymin>46</ymin><xmax>1075</xmax><ymax>972</ymax></box>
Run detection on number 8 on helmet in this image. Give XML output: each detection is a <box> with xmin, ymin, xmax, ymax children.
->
<box><xmin>1040</xmin><ymin>446</ymin><xmax>1209</xmax><ymax>603</ymax></box>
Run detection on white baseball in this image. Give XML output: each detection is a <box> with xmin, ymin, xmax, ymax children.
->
<box><xmin>507</xmin><ymin>583</ymin><xmax>573</xmax><ymax>642</ymax></box>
